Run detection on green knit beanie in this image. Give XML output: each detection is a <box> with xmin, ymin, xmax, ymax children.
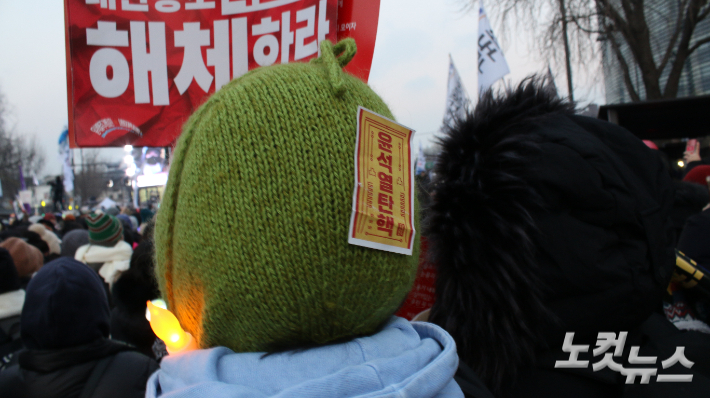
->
<box><xmin>155</xmin><ymin>39</ymin><xmax>420</xmax><ymax>352</ymax></box>
<box><xmin>86</xmin><ymin>213</ymin><xmax>123</xmax><ymax>247</ymax></box>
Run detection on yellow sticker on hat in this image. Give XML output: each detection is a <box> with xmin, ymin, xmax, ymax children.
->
<box><xmin>348</xmin><ymin>107</ymin><xmax>416</xmax><ymax>255</ymax></box>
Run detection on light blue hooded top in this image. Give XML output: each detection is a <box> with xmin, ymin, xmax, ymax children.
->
<box><xmin>145</xmin><ymin>317</ymin><xmax>463</xmax><ymax>398</ymax></box>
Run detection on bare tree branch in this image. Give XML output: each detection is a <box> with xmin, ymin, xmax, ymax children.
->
<box><xmin>657</xmin><ymin>0</ymin><xmax>690</xmax><ymax>74</ymax></box>
<box><xmin>477</xmin><ymin>0</ymin><xmax>710</xmax><ymax>101</ymax></box>
<box><xmin>0</xmin><ymin>88</ymin><xmax>48</xmax><ymax>199</ymax></box>
<box><xmin>606</xmin><ymin>31</ymin><xmax>641</xmax><ymax>101</ymax></box>
<box><xmin>688</xmin><ymin>35</ymin><xmax>710</xmax><ymax>53</ymax></box>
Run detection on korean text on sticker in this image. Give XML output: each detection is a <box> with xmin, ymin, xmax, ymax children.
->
<box><xmin>348</xmin><ymin>107</ymin><xmax>416</xmax><ymax>255</ymax></box>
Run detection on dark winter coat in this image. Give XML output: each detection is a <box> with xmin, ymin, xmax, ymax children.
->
<box><xmin>110</xmin><ymin>272</ymin><xmax>160</xmax><ymax>358</ymax></box>
<box><xmin>678</xmin><ymin>208</ymin><xmax>710</xmax><ymax>269</ymax></box>
<box><xmin>671</xmin><ymin>181</ymin><xmax>709</xmax><ymax>241</ymax></box>
<box><xmin>425</xmin><ymin>79</ymin><xmax>708</xmax><ymax>397</ymax></box>
<box><xmin>0</xmin><ymin>339</ymin><xmax>159</xmax><ymax>398</ymax></box>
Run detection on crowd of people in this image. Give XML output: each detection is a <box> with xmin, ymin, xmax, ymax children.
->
<box><xmin>0</xmin><ymin>204</ymin><xmax>162</xmax><ymax>396</ymax></box>
<box><xmin>0</xmin><ymin>39</ymin><xmax>709</xmax><ymax>397</ymax></box>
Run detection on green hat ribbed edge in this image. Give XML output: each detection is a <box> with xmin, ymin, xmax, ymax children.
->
<box><xmin>155</xmin><ymin>39</ymin><xmax>420</xmax><ymax>352</ymax></box>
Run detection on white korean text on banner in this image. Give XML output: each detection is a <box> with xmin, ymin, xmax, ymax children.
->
<box><xmin>65</xmin><ymin>0</ymin><xmax>389</xmax><ymax>148</ymax></box>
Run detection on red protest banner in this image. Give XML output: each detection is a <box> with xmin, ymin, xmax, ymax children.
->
<box><xmin>337</xmin><ymin>0</ymin><xmax>380</xmax><ymax>82</ymax></box>
<box><xmin>64</xmin><ymin>0</ymin><xmax>379</xmax><ymax>148</ymax></box>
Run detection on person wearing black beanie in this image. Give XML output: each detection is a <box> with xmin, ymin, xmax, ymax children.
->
<box><xmin>426</xmin><ymin>77</ymin><xmax>710</xmax><ymax>397</ymax></box>
<box><xmin>0</xmin><ymin>257</ymin><xmax>158</xmax><ymax>397</ymax></box>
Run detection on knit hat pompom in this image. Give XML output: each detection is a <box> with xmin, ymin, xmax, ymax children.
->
<box><xmin>86</xmin><ymin>213</ymin><xmax>124</xmax><ymax>247</ymax></box>
<box><xmin>155</xmin><ymin>39</ymin><xmax>419</xmax><ymax>352</ymax></box>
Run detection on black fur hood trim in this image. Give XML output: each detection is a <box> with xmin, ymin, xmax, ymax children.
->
<box><xmin>426</xmin><ymin>77</ymin><xmax>574</xmax><ymax>395</ymax></box>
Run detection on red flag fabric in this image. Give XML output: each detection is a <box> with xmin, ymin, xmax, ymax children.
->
<box><xmin>395</xmin><ymin>237</ymin><xmax>436</xmax><ymax>320</ymax></box>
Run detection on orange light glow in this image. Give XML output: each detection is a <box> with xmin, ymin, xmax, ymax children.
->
<box><xmin>146</xmin><ymin>300</ymin><xmax>196</xmax><ymax>354</ymax></box>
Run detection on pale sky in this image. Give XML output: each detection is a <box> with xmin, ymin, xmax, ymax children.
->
<box><xmin>0</xmin><ymin>0</ymin><xmax>604</xmax><ymax>178</ymax></box>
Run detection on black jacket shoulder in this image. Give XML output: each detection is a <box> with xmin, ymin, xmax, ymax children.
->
<box><xmin>0</xmin><ymin>340</ymin><xmax>158</xmax><ymax>398</ymax></box>
<box><xmin>88</xmin><ymin>350</ymin><xmax>159</xmax><ymax>398</ymax></box>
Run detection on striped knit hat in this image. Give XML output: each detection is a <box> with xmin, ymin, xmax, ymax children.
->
<box><xmin>86</xmin><ymin>213</ymin><xmax>123</xmax><ymax>247</ymax></box>
<box><xmin>155</xmin><ymin>39</ymin><xmax>420</xmax><ymax>352</ymax></box>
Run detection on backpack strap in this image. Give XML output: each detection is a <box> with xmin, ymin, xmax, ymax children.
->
<box><xmin>78</xmin><ymin>355</ymin><xmax>115</xmax><ymax>398</ymax></box>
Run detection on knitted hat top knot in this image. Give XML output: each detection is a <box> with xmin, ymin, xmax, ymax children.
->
<box><xmin>86</xmin><ymin>213</ymin><xmax>123</xmax><ymax>247</ymax></box>
<box><xmin>310</xmin><ymin>38</ymin><xmax>357</xmax><ymax>97</ymax></box>
<box><xmin>155</xmin><ymin>39</ymin><xmax>420</xmax><ymax>353</ymax></box>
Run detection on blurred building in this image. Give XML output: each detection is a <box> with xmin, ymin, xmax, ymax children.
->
<box><xmin>602</xmin><ymin>0</ymin><xmax>710</xmax><ymax>103</ymax></box>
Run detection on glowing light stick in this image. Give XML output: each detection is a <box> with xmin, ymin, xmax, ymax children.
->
<box><xmin>146</xmin><ymin>300</ymin><xmax>197</xmax><ymax>354</ymax></box>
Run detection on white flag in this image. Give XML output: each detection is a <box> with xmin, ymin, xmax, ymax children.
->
<box><xmin>442</xmin><ymin>55</ymin><xmax>471</xmax><ymax>130</ymax></box>
<box><xmin>546</xmin><ymin>65</ymin><xmax>558</xmax><ymax>94</ymax></box>
<box><xmin>58</xmin><ymin>129</ymin><xmax>74</xmax><ymax>193</ymax></box>
<box><xmin>478</xmin><ymin>4</ymin><xmax>510</xmax><ymax>92</ymax></box>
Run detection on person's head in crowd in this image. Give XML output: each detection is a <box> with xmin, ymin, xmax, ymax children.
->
<box><xmin>27</xmin><ymin>223</ymin><xmax>61</xmax><ymax>256</ymax></box>
<box><xmin>155</xmin><ymin>38</ymin><xmax>420</xmax><ymax>353</ymax></box>
<box><xmin>21</xmin><ymin>257</ymin><xmax>109</xmax><ymax>350</ymax></box>
<box><xmin>60</xmin><ymin>220</ymin><xmax>83</xmax><ymax>237</ymax></box>
<box><xmin>127</xmin><ymin>240</ymin><xmax>157</xmax><ymax>281</ymax></box>
<box><xmin>110</xmin><ymin>240</ymin><xmax>160</xmax><ymax>358</ymax></box>
<box><xmin>105</xmin><ymin>206</ymin><xmax>120</xmax><ymax>217</ymax></box>
<box><xmin>16</xmin><ymin>231</ymin><xmax>49</xmax><ymax>255</ymax></box>
<box><xmin>76</xmin><ymin>216</ymin><xmax>88</xmax><ymax>230</ymax></box>
<box><xmin>683</xmin><ymin>164</ymin><xmax>710</xmax><ymax>188</ymax></box>
<box><xmin>36</xmin><ymin>219</ymin><xmax>54</xmax><ymax>231</ymax></box>
<box><xmin>0</xmin><ymin>238</ymin><xmax>44</xmax><ymax>278</ymax></box>
<box><xmin>120</xmin><ymin>207</ymin><xmax>140</xmax><ymax>231</ymax></box>
<box><xmin>0</xmin><ymin>248</ymin><xmax>21</xmax><ymax>295</ymax></box>
<box><xmin>116</xmin><ymin>215</ymin><xmax>135</xmax><ymax>246</ymax></box>
<box><xmin>425</xmin><ymin>78</ymin><xmax>676</xmax><ymax>396</ymax></box>
<box><xmin>60</xmin><ymin>229</ymin><xmax>90</xmax><ymax>258</ymax></box>
<box><xmin>148</xmin><ymin>39</ymin><xmax>459</xmax><ymax>397</ymax></box>
<box><xmin>43</xmin><ymin>213</ymin><xmax>57</xmax><ymax>227</ymax></box>
<box><xmin>117</xmin><ymin>213</ymin><xmax>131</xmax><ymax>228</ymax></box>
<box><xmin>86</xmin><ymin>213</ymin><xmax>124</xmax><ymax>247</ymax></box>
<box><xmin>138</xmin><ymin>219</ymin><xmax>155</xmax><ymax>242</ymax></box>
<box><xmin>63</xmin><ymin>214</ymin><xmax>76</xmax><ymax>222</ymax></box>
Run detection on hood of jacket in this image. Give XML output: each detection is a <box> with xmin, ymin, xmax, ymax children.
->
<box><xmin>146</xmin><ymin>317</ymin><xmax>462</xmax><ymax>398</ymax></box>
<box><xmin>21</xmin><ymin>257</ymin><xmax>110</xmax><ymax>350</ymax></box>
